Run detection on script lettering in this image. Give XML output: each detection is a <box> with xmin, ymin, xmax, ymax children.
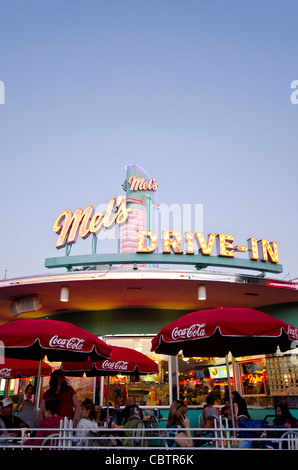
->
<box><xmin>0</xmin><ymin>368</ymin><xmax>12</xmax><ymax>378</ymax></box>
<box><xmin>102</xmin><ymin>360</ymin><xmax>129</xmax><ymax>370</ymax></box>
<box><xmin>53</xmin><ymin>196</ymin><xmax>132</xmax><ymax>249</ymax></box>
<box><xmin>172</xmin><ymin>323</ymin><xmax>207</xmax><ymax>340</ymax></box>
<box><xmin>49</xmin><ymin>335</ymin><xmax>85</xmax><ymax>351</ymax></box>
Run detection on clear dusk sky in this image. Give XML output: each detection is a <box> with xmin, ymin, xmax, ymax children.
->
<box><xmin>0</xmin><ymin>1</ymin><xmax>297</xmax><ymax>280</ymax></box>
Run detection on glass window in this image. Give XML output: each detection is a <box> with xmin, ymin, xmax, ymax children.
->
<box><xmin>266</xmin><ymin>355</ymin><xmax>298</xmax><ymax>396</ymax></box>
<box><xmin>103</xmin><ymin>336</ymin><xmax>169</xmax><ymax>406</ymax></box>
<box><xmin>178</xmin><ymin>355</ymin><xmax>233</xmax><ymax>405</ymax></box>
<box><xmin>239</xmin><ymin>358</ymin><xmax>268</xmax><ymax>395</ymax></box>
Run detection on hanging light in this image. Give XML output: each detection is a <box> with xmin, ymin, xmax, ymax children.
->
<box><xmin>60</xmin><ymin>286</ymin><xmax>69</xmax><ymax>302</ymax></box>
<box><xmin>198</xmin><ymin>285</ymin><xmax>206</xmax><ymax>300</ymax></box>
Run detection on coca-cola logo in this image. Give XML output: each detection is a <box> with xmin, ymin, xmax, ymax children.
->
<box><xmin>172</xmin><ymin>323</ymin><xmax>207</xmax><ymax>340</ymax></box>
<box><xmin>49</xmin><ymin>335</ymin><xmax>85</xmax><ymax>351</ymax></box>
<box><xmin>288</xmin><ymin>326</ymin><xmax>298</xmax><ymax>340</ymax></box>
<box><xmin>0</xmin><ymin>368</ymin><xmax>13</xmax><ymax>378</ymax></box>
<box><xmin>102</xmin><ymin>360</ymin><xmax>129</xmax><ymax>371</ymax></box>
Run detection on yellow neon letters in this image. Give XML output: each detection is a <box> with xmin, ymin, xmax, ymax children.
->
<box><xmin>53</xmin><ymin>197</ymin><xmax>131</xmax><ymax>249</ymax></box>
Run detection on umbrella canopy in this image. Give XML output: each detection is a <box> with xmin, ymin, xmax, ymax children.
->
<box><xmin>0</xmin><ymin>318</ymin><xmax>112</xmax><ymax>362</ymax></box>
<box><xmin>152</xmin><ymin>307</ymin><xmax>298</xmax><ymax>431</ymax></box>
<box><xmin>61</xmin><ymin>345</ymin><xmax>158</xmax><ymax>376</ymax></box>
<box><xmin>151</xmin><ymin>307</ymin><xmax>298</xmax><ymax>358</ymax></box>
<box><xmin>0</xmin><ymin>358</ymin><xmax>53</xmax><ymax>379</ymax></box>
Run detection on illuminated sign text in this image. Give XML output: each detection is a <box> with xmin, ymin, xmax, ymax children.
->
<box><xmin>137</xmin><ymin>231</ymin><xmax>279</xmax><ymax>263</ymax></box>
<box><xmin>53</xmin><ymin>196</ymin><xmax>131</xmax><ymax>249</ymax></box>
<box><xmin>128</xmin><ymin>175</ymin><xmax>158</xmax><ymax>191</ymax></box>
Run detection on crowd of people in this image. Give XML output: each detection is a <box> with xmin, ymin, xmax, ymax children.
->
<box><xmin>0</xmin><ymin>370</ymin><xmax>297</xmax><ymax>448</ymax></box>
<box><xmin>0</xmin><ymin>369</ymin><xmax>148</xmax><ymax>447</ymax></box>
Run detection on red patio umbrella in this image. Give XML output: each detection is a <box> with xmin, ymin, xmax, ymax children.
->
<box><xmin>61</xmin><ymin>345</ymin><xmax>158</xmax><ymax>376</ymax></box>
<box><xmin>0</xmin><ymin>358</ymin><xmax>53</xmax><ymax>379</ymax></box>
<box><xmin>0</xmin><ymin>318</ymin><xmax>112</xmax><ymax>362</ymax></box>
<box><xmin>151</xmin><ymin>307</ymin><xmax>298</xmax><ymax>357</ymax></box>
<box><xmin>62</xmin><ymin>345</ymin><xmax>159</xmax><ymax>421</ymax></box>
<box><xmin>0</xmin><ymin>318</ymin><xmax>112</xmax><ymax>418</ymax></box>
<box><xmin>151</xmin><ymin>307</ymin><xmax>298</xmax><ymax>430</ymax></box>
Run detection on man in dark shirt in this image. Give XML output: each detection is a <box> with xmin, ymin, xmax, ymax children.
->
<box><xmin>120</xmin><ymin>396</ymin><xmax>143</xmax><ymax>424</ymax></box>
<box><xmin>0</xmin><ymin>398</ymin><xmax>26</xmax><ymax>438</ymax></box>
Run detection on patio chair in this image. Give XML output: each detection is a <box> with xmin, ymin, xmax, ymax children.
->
<box><xmin>278</xmin><ymin>430</ymin><xmax>298</xmax><ymax>450</ymax></box>
<box><xmin>41</xmin><ymin>433</ymin><xmax>61</xmax><ymax>449</ymax></box>
<box><xmin>40</xmin><ymin>417</ymin><xmax>73</xmax><ymax>449</ymax></box>
<box><xmin>123</xmin><ymin>416</ymin><xmax>145</xmax><ymax>447</ymax></box>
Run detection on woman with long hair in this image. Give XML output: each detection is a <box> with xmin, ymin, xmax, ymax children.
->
<box><xmin>15</xmin><ymin>383</ymin><xmax>35</xmax><ymax>411</ymax></box>
<box><xmin>38</xmin><ymin>369</ymin><xmax>80</xmax><ymax>426</ymax></box>
<box><xmin>73</xmin><ymin>398</ymin><xmax>99</xmax><ymax>446</ymax></box>
<box><xmin>232</xmin><ymin>391</ymin><xmax>251</xmax><ymax>421</ymax></box>
<box><xmin>273</xmin><ymin>404</ymin><xmax>298</xmax><ymax>428</ymax></box>
<box><xmin>166</xmin><ymin>400</ymin><xmax>193</xmax><ymax>447</ymax></box>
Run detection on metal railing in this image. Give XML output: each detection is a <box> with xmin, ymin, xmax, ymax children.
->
<box><xmin>0</xmin><ymin>416</ymin><xmax>297</xmax><ymax>450</ymax></box>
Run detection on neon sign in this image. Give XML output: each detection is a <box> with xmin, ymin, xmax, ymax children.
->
<box><xmin>128</xmin><ymin>175</ymin><xmax>158</xmax><ymax>191</ymax></box>
<box><xmin>247</xmin><ymin>374</ymin><xmax>264</xmax><ymax>384</ymax></box>
<box><xmin>53</xmin><ymin>196</ymin><xmax>131</xmax><ymax>249</ymax></box>
<box><xmin>137</xmin><ymin>230</ymin><xmax>279</xmax><ymax>263</ymax></box>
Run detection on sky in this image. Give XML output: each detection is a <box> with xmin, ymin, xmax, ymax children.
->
<box><xmin>0</xmin><ymin>0</ymin><xmax>298</xmax><ymax>281</ymax></box>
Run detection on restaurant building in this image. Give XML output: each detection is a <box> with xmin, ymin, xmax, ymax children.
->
<box><xmin>0</xmin><ymin>164</ymin><xmax>298</xmax><ymax>422</ymax></box>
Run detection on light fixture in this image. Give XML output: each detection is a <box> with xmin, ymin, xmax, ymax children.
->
<box><xmin>60</xmin><ymin>286</ymin><xmax>69</xmax><ymax>302</ymax></box>
<box><xmin>198</xmin><ymin>285</ymin><xmax>206</xmax><ymax>300</ymax></box>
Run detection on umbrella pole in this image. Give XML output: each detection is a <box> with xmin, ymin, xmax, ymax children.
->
<box><xmin>33</xmin><ymin>358</ymin><xmax>43</xmax><ymax>424</ymax></box>
<box><xmin>225</xmin><ymin>354</ymin><xmax>236</xmax><ymax>435</ymax></box>
<box><xmin>106</xmin><ymin>376</ymin><xmax>110</xmax><ymax>426</ymax></box>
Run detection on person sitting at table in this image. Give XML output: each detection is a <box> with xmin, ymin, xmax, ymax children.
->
<box><xmin>120</xmin><ymin>395</ymin><xmax>143</xmax><ymax>424</ymax></box>
<box><xmin>15</xmin><ymin>383</ymin><xmax>35</xmax><ymax>412</ymax></box>
<box><xmin>110</xmin><ymin>403</ymin><xmax>122</xmax><ymax>426</ymax></box>
<box><xmin>202</xmin><ymin>396</ymin><xmax>221</xmax><ymax>424</ymax></box>
<box><xmin>24</xmin><ymin>398</ymin><xmax>64</xmax><ymax>447</ymax></box>
<box><xmin>273</xmin><ymin>404</ymin><xmax>298</xmax><ymax>428</ymax></box>
<box><xmin>0</xmin><ymin>398</ymin><xmax>27</xmax><ymax>440</ymax></box>
<box><xmin>166</xmin><ymin>400</ymin><xmax>193</xmax><ymax>447</ymax></box>
<box><xmin>196</xmin><ymin>386</ymin><xmax>209</xmax><ymax>405</ymax></box>
<box><xmin>73</xmin><ymin>398</ymin><xmax>99</xmax><ymax>446</ymax></box>
<box><xmin>221</xmin><ymin>396</ymin><xmax>232</xmax><ymax>426</ymax></box>
<box><xmin>194</xmin><ymin>417</ymin><xmax>216</xmax><ymax>447</ymax></box>
<box><xmin>17</xmin><ymin>399</ymin><xmax>37</xmax><ymax>428</ymax></box>
<box><xmin>209</xmin><ymin>385</ymin><xmax>222</xmax><ymax>404</ymax></box>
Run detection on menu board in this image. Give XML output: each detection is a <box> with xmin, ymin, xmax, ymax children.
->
<box><xmin>208</xmin><ymin>364</ymin><xmax>233</xmax><ymax>379</ymax></box>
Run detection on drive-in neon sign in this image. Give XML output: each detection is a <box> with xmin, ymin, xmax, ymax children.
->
<box><xmin>53</xmin><ymin>199</ymin><xmax>279</xmax><ymax>263</ymax></box>
<box><xmin>137</xmin><ymin>230</ymin><xmax>279</xmax><ymax>263</ymax></box>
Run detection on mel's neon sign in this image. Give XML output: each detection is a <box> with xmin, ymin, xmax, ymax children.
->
<box><xmin>53</xmin><ymin>197</ymin><xmax>279</xmax><ymax>263</ymax></box>
<box><xmin>128</xmin><ymin>175</ymin><xmax>158</xmax><ymax>191</ymax></box>
<box><xmin>53</xmin><ymin>196</ymin><xmax>131</xmax><ymax>249</ymax></box>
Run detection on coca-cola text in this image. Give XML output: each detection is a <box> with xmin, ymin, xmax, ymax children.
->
<box><xmin>49</xmin><ymin>335</ymin><xmax>85</xmax><ymax>351</ymax></box>
<box><xmin>172</xmin><ymin>323</ymin><xmax>207</xmax><ymax>340</ymax></box>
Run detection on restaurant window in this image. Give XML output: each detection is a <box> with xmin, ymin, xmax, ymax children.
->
<box><xmin>102</xmin><ymin>336</ymin><xmax>168</xmax><ymax>406</ymax></box>
<box><xmin>178</xmin><ymin>354</ymin><xmax>234</xmax><ymax>405</ymax></box>
<box><xmin>238</xmin><ymin>358</ymin><xmax>268</xmax><ymax>395</ymax></box>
